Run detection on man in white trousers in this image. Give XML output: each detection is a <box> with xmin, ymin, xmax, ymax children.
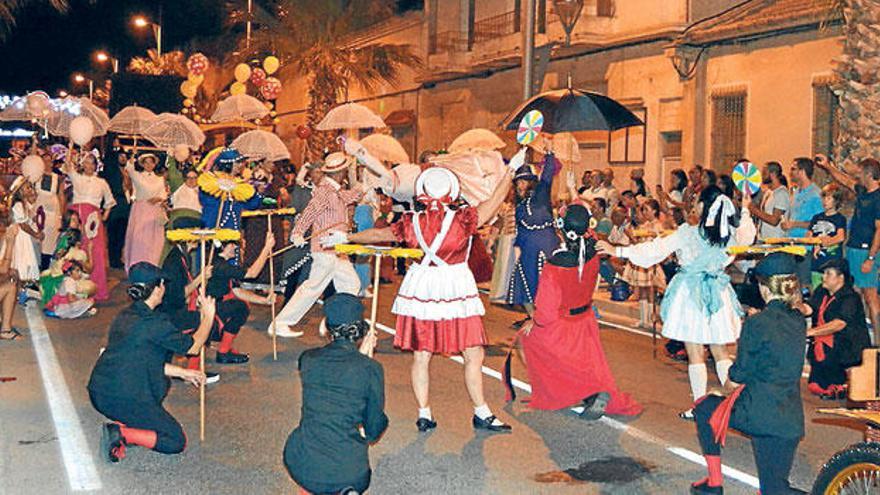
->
<box><xmin>269</xmin><ymin>152</ymin><xmax>363</xmax><ymax>338</ymax></box>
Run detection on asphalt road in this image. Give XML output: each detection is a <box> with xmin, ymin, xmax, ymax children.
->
<box><xmin>0</xmin><ymin>270</ymin><xmax>864</xmax><ymax>495</ymax></box>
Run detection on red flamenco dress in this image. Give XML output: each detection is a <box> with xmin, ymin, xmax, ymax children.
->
<box><xmin>522</xmin><ymin>256</ymin><xmax>642</xmax><ymax>415</ymax></box>
<box><xmin>391</xmin><ymin>206</ymin><xmax>487</xmax><ymax>355</ymax></box>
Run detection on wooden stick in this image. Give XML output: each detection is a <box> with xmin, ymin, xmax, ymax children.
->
<box><xmin>206</xmin><ymin>196</ymin><xmax>227</xmax><ymax>267</ymax></box>
<box><xmin>368</xmin><ymin>253</ymin><xmax>382</xmax><ymax>337</ymax></box>
<box><xmin>270</xmin><ymin>222</ymin><xmax>347</xmax><ymax>258</ymax></box>
<box><xmin>199</xmin><ymin>238</ymin><xmax>206</xmax><ymax>442</ymax></box>
<box><xmin>269</xmin><ymin>213</ymin><xmax>277</xmax><ymax>361</ymax></box>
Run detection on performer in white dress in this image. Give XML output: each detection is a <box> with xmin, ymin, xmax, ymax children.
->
<box><xmin>597</xmin><ymin>185</ymin><xmax>756</xmax><ymax>419</ymax></box>
<box><xmin>8</xmin><ymin>178</ymin><xmax>42</xmax><ymax>283</ymax></box>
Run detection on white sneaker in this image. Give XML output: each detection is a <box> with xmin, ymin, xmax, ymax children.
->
<box><xmin>270</xmin><ymin>324</ymin><xmax>303</xmax><ymax>338</ymax></box>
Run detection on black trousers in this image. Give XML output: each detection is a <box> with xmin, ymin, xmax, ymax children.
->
<box><xmin>89</xmin><ymin>391</ymin><xmax>186</xmax><ymax>454</ymax></box>
<box><xmin>217</xmin><ymin>298</ymin><xmax>249</xmax><ymax>335</ymax></box>
<box><xmin>167</xmin><ymin>308</ymin><xmax>200</xmax><ymax>333</ymax></box>
<box><xmin>106</xmin><ymin>210</ymin><xmax>129</xmax><ymax>269</ymax></box>
<box><xmin>807</xmin><ymin>344</ymin><xmax>848</xmax><ymax>390</ymax></box>
<box><xmin>287</xmin><ymin>469</ymin><xmax>370</xmax><ymax>495</ymax></box>
<box><xmin>695</xmin><ymin>395</ymin><xmax>801</xmax><ymax>494</ymax></box>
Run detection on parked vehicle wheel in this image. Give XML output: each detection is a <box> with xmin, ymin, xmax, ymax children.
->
<box><xmin>812</xmin><ymin>442</ymin><xmax>880</xmax><ymax>495</ymax></box>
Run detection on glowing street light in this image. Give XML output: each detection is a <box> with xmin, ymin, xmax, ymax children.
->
<box><xmin>73</xmin><ymin>73</ymin><xmax>94</xmax><ymax>100</ymax></box>
<box><xmin>132</xmin><ymin>15</ymin><xmax>162</xmax><ymax>57</ymax></box>
<box><xmin>95</xmin><ymin>50</ymin><xmax>120</xmax><ymax>73</ymax></box>
<box><xmin>58</xmin><ymin>90</ymin><xmax>68</xmax><ymax>98</ymax></box>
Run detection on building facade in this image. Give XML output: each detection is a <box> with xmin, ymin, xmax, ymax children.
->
<box><xmin>274</xmin><ymin>0</ymin><xmax>842</xmax><ymax>191</ymax></box>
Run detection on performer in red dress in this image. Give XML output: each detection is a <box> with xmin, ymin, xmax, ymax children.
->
<box><xmin>322</xmin><ymin>153</ymin><xmax>525</xmax><ymax>433</ymax></box>
<box><xmin>519</xmin><ymin>204</ymin><xmax>642</xmax><ymax>419</ymax></box>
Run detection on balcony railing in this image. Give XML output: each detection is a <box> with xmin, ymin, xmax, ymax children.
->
<box><xmin>431</xmin><ymin>30</ymin><xmax>469</xmax><ymax>55</ymax></box>
<box><xmin>473</xmin><ymin>10</ymin><xmax>519</xmax><ymax>44</ymax></box>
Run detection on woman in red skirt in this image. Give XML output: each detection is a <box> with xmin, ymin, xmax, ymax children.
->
<box><xmin>323</xmin><ymin>153</ymin><xmax>524</xmax><ymax>433</ymax></box>
<box><xmin>521</xmin><ymin>204</ymin><xmax>642</xmax><ymax>419</ymax></box>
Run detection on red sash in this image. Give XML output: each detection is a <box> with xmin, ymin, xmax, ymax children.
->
<box><xmin>814</xmin><ymin>295</ymin><xmax>836</xmax><ymax>362</ymax></box>
<box><xmin>705</xmin><ymin>385</ymin><xmax>746</xmax><ymax>446</ymax></box>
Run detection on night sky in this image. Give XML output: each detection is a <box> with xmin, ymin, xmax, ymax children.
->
<box><xmin>0</xmin><ymin>0</ymin><xmax>423</xmax><ymax>97</ymax></box>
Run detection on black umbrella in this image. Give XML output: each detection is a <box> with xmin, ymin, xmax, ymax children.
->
<box><xmin>502</xmin><ymin>87</ymin><xmax>643</xmax><ymax>133</ymax></box>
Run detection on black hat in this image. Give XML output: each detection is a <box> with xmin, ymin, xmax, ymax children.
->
<box><xmin>323</xmin><ymin>293</ymin><xmax>364</xmax><ymax>327</ymax></box>
<box><xmin>171</xmin><ymin>216</ymin><xmax>202</xmax><ymax>230</ymax></box>
<box><xmin>754</xmin><ymin>253</ymin><xmax>798</xmax><ymax>277</ymax></box>
<box><xmin>513</xmin><ymin>164</ymin><xmax>538</xmax><ymax>182</ymax></box>
<box><xmin>819</xmin><ymin>258</ymin><xmax>850</xmax><ymax>276</ymax></box>
<box><xmin>128</xmin><ymin>262</ymin><xmax>168</xmax><ymax>285</ymax></box>
<box><xmin>560</xmin><ymin>204</ymin><xmax>591</xmax><ymax>237</ymax></box>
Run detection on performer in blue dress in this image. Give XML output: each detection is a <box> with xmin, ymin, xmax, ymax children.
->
<box><xmin>199</xmin><ymin>148</ymin><xmax>262</xmax><ymax>232</ymax></box>
<box><xmin>507</xmin><ymin>153</ymin><xmax>561</xmax><ymax>327</ymax></box>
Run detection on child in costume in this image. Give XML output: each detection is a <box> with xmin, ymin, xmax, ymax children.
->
<box><xmin>8</xmin><ymin>177</ymin><xmax>42</xmax><ymax>284</ymax></box>
<box><xmin>45</xmin><ymin>260</ymin><xmax>95</xmax><ymax>319</ymax></box>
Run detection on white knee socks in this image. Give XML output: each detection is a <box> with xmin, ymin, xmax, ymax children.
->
<box><xmin>715</xmin><ymin>359</ymin><xmax>733</xmax><ymax>387</ymax></box>
<box><xmin>688</xmin><ymin>363</ymin><xmax>708</xmax><ymax>400</ymax></box>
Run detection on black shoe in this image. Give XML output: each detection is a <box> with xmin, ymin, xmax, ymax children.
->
<box><xmin>101</xmin><ymin>423</ymin><xmax>125</xmax><ymax>463</ymax></box>
<box><xmin>205</xmin><ymin>371</ymin><xmax>220</xmax><ymax>384</ymax></box>
<box><xmin>579</xmin><ymin>392</ymin><xmax>610</xmax><ymax>420</ymax></box>
<box><xmin>216</xmin><ymin>350</ymin><xmax>249</xmax><ymax>364</ymax></box>
<box><xmin>379</xmin><ymin>277</ymin><xmax>392</xmax><ymax>285</ymax></box>
<box><xmin>511</xmin><ymin>317</ymin><xmax>531</xmax><ymax>330</ymax></box>
<box><xmin>472</xmin><ymin>415</ymin><xmax>512</xmax><ymax>433</ymax></box>
<box><xmin>689</xmin><ymin>478</ymin><xmax>722</xmax><ymax>494</ymax></box>
<box><xmin>819</xmin><ymin>389</ymin><xmax>847</xmax><ymax>401</ymax></box>
<box><xmin>416</xmin><ymin>417</ymin><xmax>437</xmax><ymax>432</ymax></box>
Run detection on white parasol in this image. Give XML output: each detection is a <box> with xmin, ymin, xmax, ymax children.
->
<box><xmin>231</xmin><ymin>130</ymin><xmax>290</xmax><ymax>162</ymax></box>
<box><xmin>109</xmin><ymin>105</ymin><xmax>158</xmax><ymax>135</ymax></box>
<box><xmin>144</xmin><ymin>113</ymin><xmax>206</xmax><ymax>149</ymax></box>
<box><xmin>0</xmin><ymin>97</ymin><xmax>32</xmax><ymax>122</ymax></box>
<box><xmin>211</xmin><ymin>94</ymin><xmax>270</xmax><ymax>123</ymax></box>
<box><xmin>316</xmin><ymin>102</ymin><xmax>385</xmax><ymax>130</ymax></box>
<box><xmin>528</xmin><ymin>132</ymin><xmax>581</xmax><ymax>164</ymax></box>
<box><xmin>360</xmin><ymin>133</ymin><xmax>409</xmax><ymax>164</ymax></box>
<box><xmin>428</xmin><ymin>149</ymin><xmax>508</xmax><ymax>205</ymax></box>
<box><xmin>448</xmin><ymin>128</ymin><xmax>507</xmax><ymax>153</ymax></box>
<box><xmin>46</xmin><ymin>97</ymin><xmax>110</xmax><ymax>137</ymax></box>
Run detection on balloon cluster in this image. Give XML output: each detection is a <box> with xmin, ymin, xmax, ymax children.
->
<box><xmin>181</xmin><ymin>52</ymin><xmax>211</xmax><ymax>121</ymax></box>
<box><xmin>227</xmin><ymin>56</ymin><xmax>283</xmax><ymax>126</ymax></box>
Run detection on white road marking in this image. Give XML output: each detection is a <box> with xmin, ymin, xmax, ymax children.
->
<box><xmin>25</xmin><ymin>303</ymin><xmax>102</xmax><ymax>492</ymax></box>
<box><xmin>367</xmin><ymin>317</ymin><xmax>761</xmax><ymax>490</ymax></box>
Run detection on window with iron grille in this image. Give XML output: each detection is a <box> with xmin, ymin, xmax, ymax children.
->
<box><xmin>710</xmin><ymin>92</ymin><xmax>746</xmax><ymax>170</ymax></box>
<box><xmin>812</xmin><ymin>84</ymin><xmax>840</xmax><ymax>158</ymax></box>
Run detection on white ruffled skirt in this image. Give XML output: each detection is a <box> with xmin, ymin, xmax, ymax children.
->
<box><xmin>392</xmin><ymin>262</ymin><xmax>485</xmax><ymax>320</ymax></box>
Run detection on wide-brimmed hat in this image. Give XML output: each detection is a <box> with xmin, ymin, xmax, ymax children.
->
<box><xmin>319</xmin><ymin>152</ymin><xmax>356</xmax><ymax>173</ymax></box>
<box><xmin>415</xmin><ymin>167</ymin><xmax>460</xmax><ymax>203</ymax></box>
<box><xmin>137</xmin><ymin>153</ymin><xmax>159</xmax><ymax>166</ymax></box>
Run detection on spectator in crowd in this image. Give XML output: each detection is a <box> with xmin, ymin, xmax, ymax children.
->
<box><xmin>621</xmin><ymin>198</ymin><xmax>666</xmax><ymax>328</ymax></box>
<box><xmin>630</xmin><ymin>170</ymin><xmax>648</xmax><ymax>199</ymax></box>
<box><xmin>0</xmin><ymin>220</ymin><xmax>21</xmax><ymax>341</ymax></box>
<box><xmin>782</xmin><ymin>157</ymin><xmax>824</xmax><ymax>286</ymax></box>
<box><xmin>749</xmin><ymin>162</ymin><xmax>789</xmax><ymax>240</ymax></box>
<box><xmin>816</xmin><ymin>154</ymin><xmax>880</xmax><ymax>339</ymax></box>
<box><xmin>661</xmin><ymin>168</ymin><xmax>690</xmax><ymax>211</ymax></box>
<box><xmin>601</xmin><ymin>168</ymin><xmax>619</xmax><ymax>211</ymax></box>
<box><xmin>806</xmin><ymin>184</ymin><xmax>847</xmax><ymax>290</ymax></box>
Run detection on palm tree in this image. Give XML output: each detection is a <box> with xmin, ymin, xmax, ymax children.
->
<box><xmin>239</xmin><ymin>0</ymin><xmax>422</xmax><ymax>159</ymax></box>
<box><xmin>128</xmin><ymin>49</ymin><xmax>188</xmax><ymax>77</ymax></box>
<box><xmin>829</xmin><ymin>0</ymin><xmax>880</xmax><ymax>165</ymax></box>
<box><xmin>0</xmin><ymin>0</ymin><xmax>70</xmax><ymax>39</ymax></box>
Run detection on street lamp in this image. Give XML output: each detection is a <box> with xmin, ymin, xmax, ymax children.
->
<box><xmin>553</xmin><ymin>0</ymin><xmax>584</xmax><ymax>46</ymax></box>
<box><xmin>58</xmin><ymin>90</ymin><xmax>68</xmax><ymax>98</ymax></box>
<box><xmin>73</xmin><ymin>73</ymin><xmax>94</xmax><ymax>100</ymax></box>
<box><xmin>132</xmin><ymin>15</ymin><xmax>162</xmax><ymax>57</ymax></box>
<box><xmin>95</xmin><ymin>51</ymin><xmax>120</xmax><ymax>73</ymax></box>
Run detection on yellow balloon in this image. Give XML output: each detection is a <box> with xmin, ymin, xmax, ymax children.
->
<box><xmin>187</xmin><ymin>73</ymin><xmax>204</xmax><ymax>85</ymax></box>
<box><xmin>230</xmin><ymin>81</ymin><xmax>247</xmax><ymax>95</ymax></box>
<box><xmin>234</xmin><ymin>63</ymin><xmax>251</xmax><ymax>83</ymax></box>
<box><xmin>180</xmin><ymin>80</ymin><xmax>198</xmax><ymax>98</ymax></box>
<box><xmin>183</xmin><ymin>98</ymin><xmax>194</xmax><ymax>107</ymax></box>
<box><xmin>264</xmin><ymin>101</ymin><xmax>274</xmax><ymax>110</ymax></box>
<box><xmin>263</xmin><ymin>56</ymin><xmax>280</xmax><ymax>75</ymax></box>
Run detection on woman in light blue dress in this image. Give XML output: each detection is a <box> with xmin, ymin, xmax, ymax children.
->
<box><xmin>597</xmin><ymin>186</ymin><xmax>756</xmax><ymax>419</ymax></box>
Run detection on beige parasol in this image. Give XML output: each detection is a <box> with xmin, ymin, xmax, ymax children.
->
<box><xmin>448</xmin><ymin>128</ymin><xmax>507</xmax><ymax>153</ymax></box>
<box><xmin>109</xmin><ymin>105</ymin><xmax>158</xmax><ymax>135</ymax></box>
<box><xmin>144</xmin><ymin>113</ymin><xmax>206</xmax><ymax>149</ymax></box>
<box><xmin>46</xmin><ymin>97</ymin><xmax>110</xmax><ymax>138</ymax></box>
<box><xmin>360</xmin><ymin>133</ymin><xmax>410</xmax><ymax>164</ymax></box>
<box><xmin>316</xmin><ymin>102</ymin><xmax>385</xmax><ymax>130</ymax></box>
<box><xmin>231</xmin><ymin>130</ymin><xmax>290</xmax><ymax>162</ymax></box>
<box><xmin>211</xmin><ymin>94</ymin><xmax>270</xmax><ymax>123</ymax></box>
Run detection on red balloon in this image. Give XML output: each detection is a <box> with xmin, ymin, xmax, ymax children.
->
<box><xmin>187</xmin><ymin>53</ymin><xmax>210</xmax><ymax>76</ymax></box>
<box><xmin>295</xmin><ymin>125</ymin><xmax>312</xmax><ymax>140</ymax></box>
<box><xmin>260</xmin><ymin>77</ymin><xmax>282</xmax><ymax>100</ymax></box>
<box><xmin>250</xmin><ymin>67</ymin><xmax>267</xmax><ymax>87</ymax></box>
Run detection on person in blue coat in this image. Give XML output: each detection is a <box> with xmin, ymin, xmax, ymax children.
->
<box><xmin>507</xmin><ymin>152</ymin><xmax>560</xmax><ymax>327</ymax></box>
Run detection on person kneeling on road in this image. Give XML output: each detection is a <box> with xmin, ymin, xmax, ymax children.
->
<box><xmin>87</xmin><ymin>262</ymin><xmax>216</xmax><ymax>462</ymax></box>
<box><xmin>284</xmin><ymin>293</ymin><xmax>387</xmax><ymax>495</ymax></box>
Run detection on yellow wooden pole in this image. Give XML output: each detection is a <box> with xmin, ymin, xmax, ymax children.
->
<box><xmin>369</xmin><ymin>253</ymin><xmax>382</xmax><ymax>337</ymax></box>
